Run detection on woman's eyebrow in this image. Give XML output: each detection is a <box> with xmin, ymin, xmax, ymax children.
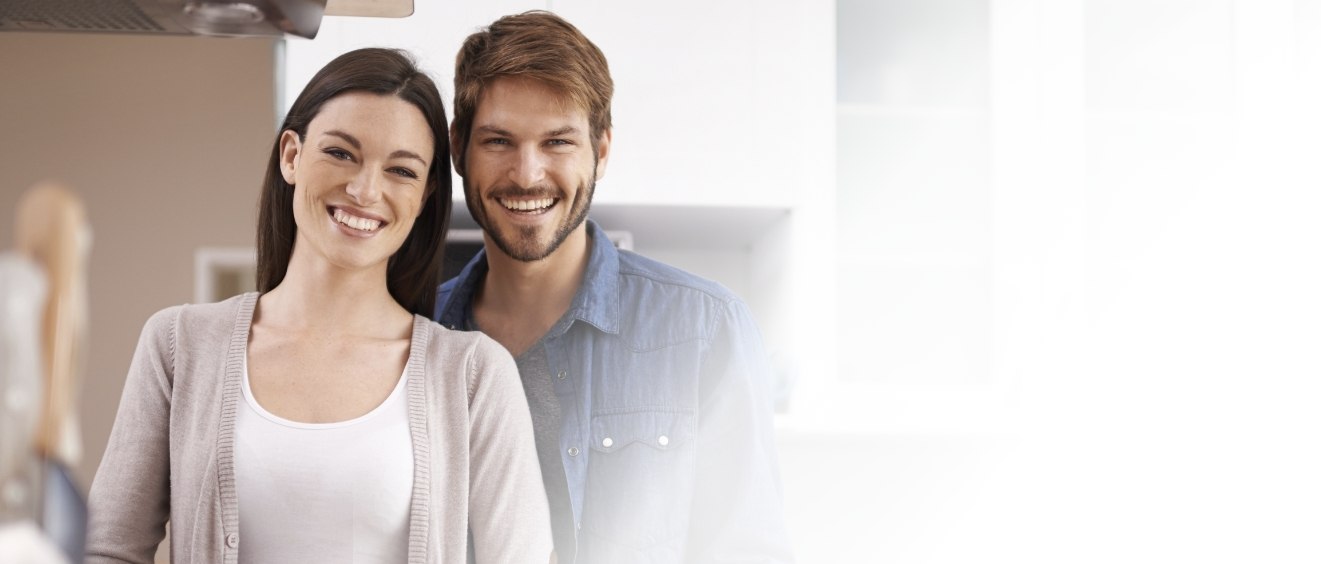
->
<box><xmin>323</xmin><ymin>129</ymin><xmax>361</xmax><ymax>149</ymax></box>
<box><xmin>324</xmin><ymin>129</ymin><xmax>426</xmax><ymax>165</ymax></box>
<box><xmin>390</xmin><ymin>150</ymin><xmax>427</xmax><ymax>165</ymax></box>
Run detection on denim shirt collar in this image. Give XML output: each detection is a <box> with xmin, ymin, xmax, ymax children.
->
<box><xmin>436</xmin><ymin>219</ymin><xmax>621</xmax><ymax>337</ymax></box>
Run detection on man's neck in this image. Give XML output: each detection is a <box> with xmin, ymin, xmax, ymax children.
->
<box><xmin>475</xmin><ymin>225</ymin><xmax>592</xmax><ymax>357</ymax></box>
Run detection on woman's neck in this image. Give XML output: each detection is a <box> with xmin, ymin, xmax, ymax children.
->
<box><xmin>258</xmin><ymin>249</ymin><xmax>412</xmax><ymax>340</ymax></box>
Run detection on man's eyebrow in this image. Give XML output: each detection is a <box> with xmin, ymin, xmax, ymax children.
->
<box><xmin>545</xmin><ymin>126</ymin><xmax>581</xmax><ymax>138</ymax></box>
<box><xmin>474</xmin><ymin>125</ymin><xmax>583</xmax><ymax>138</ymax></box>
<box><xmin>475</xmin><ymin>125</ymin><xmax>513</xmax><ymax>137</ymax></box>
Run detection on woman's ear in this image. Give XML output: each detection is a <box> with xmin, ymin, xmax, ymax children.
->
<box><xmin>279</xmin><ymin>130</ymin><xmax>302</xmax><ymax>185</ymax></box>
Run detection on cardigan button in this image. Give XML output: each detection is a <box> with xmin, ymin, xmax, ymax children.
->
<box><xmin>225</xmin><ymin>533</ymin><xmax>239</xmax><ymax>548</ymax></box>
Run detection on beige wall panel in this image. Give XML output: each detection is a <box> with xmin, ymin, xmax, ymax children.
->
<box><xmin>0</xmin><ymin>32</ymin><xmax>277</xmax><ymax>489</ymax></box>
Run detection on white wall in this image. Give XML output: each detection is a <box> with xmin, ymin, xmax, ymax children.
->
<box><xmin>283</xmin><ymin>0</ymin><xmax>826</xmax><ymax>207</ymax></box>
<box><xmin>820</xmin><ymin>0</ymin><xmax>1321</xmax><ymax>562</ymax></box>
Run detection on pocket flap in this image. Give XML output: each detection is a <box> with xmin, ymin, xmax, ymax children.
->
<box><xmin>590</xmin><ymin>409</ymin><xmax>695</xmax><ymax>453</ymax></box>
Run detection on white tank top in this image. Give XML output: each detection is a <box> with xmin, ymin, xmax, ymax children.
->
<box><xmin>235</xmin><ymin>358</ymin><xmax>413</xmax><ymax>563</ymax></box>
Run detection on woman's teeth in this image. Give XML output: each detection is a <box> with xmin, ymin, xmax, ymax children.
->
<box><xmin>333</xmin><ymin>208</ymin><xmax>381</xmax><ymax>232</ymax></box>
<box><xmin>501</xmin><ymin>198</ymin><xmax>555</xmax><ymax>212</ymax></box>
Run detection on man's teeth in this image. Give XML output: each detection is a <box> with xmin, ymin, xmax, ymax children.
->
<box><xmin>333</xmin><ymin>208</ymin><xmax>381</xmax><ymax>232</ymax></box>
<box><xmin>502</xmin><ymin>198</ymin><xmax>555</xmax><ymax>212</ymax></box>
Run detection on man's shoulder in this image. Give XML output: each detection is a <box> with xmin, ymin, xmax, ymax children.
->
<box><xmin>614</xmin><ymin>249</ymin><xmax>740</xmax><ymax>306</ymax></box>
<box><xmin>610</xmin><ymin>251</ymin><xmax>753</xmax><ymax>346</ymax></box>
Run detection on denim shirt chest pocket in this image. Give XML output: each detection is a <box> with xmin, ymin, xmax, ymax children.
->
<box><xmin>580</xmin><ymin>407</ymin><xmax>697</xmax><ymax>550</ymax></box>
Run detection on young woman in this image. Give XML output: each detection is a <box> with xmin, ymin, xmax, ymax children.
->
<box><xmin>86</xmin><ymin>48</ymin><xmax>552</xmax><ymax>563</ymax></box>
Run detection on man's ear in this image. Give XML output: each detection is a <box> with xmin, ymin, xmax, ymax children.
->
<box><xmin>594</xmin><ymin>128</ymin><xmax>612</xmax><ymax>180</ymax></box>
<box><xmin>450</xmin><ymin>128</ymin><xmax>465</xmax><ymax>177</ymax></box>
<box><xmin>278</xmin><ymin>130</ymin><xmax>302</xmax><ymax>185</ymax></box>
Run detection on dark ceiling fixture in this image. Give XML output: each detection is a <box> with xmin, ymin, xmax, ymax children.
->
<box><xmin>0</xmin><ymin>0</ymin><xmax>413</xmax><ymax>39</ymax></box>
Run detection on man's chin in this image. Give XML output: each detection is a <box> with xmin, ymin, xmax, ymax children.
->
<box><xmin>482</xmin><ymin>203</ymin><xmax>590</xmax><ymax>263</ymax></box>
<box><xmin>490</xmin><ymin>233</ymin><xmax>554</xmax><ymax>263</ymax></box>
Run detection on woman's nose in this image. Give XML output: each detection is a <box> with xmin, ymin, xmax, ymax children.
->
<box><xmin>345</xmin><ymin>168</ymin><xmax>383</xmax><ymax>204</ymax></box>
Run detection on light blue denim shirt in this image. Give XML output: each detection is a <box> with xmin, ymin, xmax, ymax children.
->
<box><xmin>435</xmin><ymin>220</ymin><xmax>793</xmax><ymax>563</ymax></box>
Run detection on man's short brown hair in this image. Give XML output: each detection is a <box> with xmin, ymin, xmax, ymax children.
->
<box><xmin>451</xmin><ymin>11</ymin><xmax>613</xmax><ymax>173</ymax></box>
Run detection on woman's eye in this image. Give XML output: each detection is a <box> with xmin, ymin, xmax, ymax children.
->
<box><xmin>324</xmin><ymin>148</ymin><xmax>354</xmax><ymax>161</ymax></box>
<box><xmin>390</xmin><ymin>167</ymin><xmax>419</xmax><ymax>179</ymax></box>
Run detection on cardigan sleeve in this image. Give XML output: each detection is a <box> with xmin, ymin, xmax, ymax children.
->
<box><xmin>465</xmin><ymin>336</ymin><xmax>554</xmax><ymax>563</ymax></box>
<box><xmin>85</xmin><ymin>307</ymin><xmax>177</xmax><ymax>563</ymax></box>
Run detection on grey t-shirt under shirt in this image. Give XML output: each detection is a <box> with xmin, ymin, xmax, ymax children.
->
<box><xmin>512</xmin><ymin>343</ymin><xmax>575</xmax><ymax>558</ymax></box>
<box><xmin>464</xmin><ymin>303</ymin><xmax>574</xmax><ymax>558</ymax></box>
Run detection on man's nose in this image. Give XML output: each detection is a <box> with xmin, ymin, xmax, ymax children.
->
<box><xmin>509</xmin><ymin>146</ymin><xmax>548</xmax><ymax>188</ymax></box>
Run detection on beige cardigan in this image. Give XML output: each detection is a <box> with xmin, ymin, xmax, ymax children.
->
<box><xmin>86</xmin><ymin>293</ymin><xmax>552</xmax><ymax>563</ymax></box>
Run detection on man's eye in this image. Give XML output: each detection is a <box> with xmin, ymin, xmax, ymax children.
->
<box><xmin>324</xmin><ymin>148</ymin><xmax>354</xmax><ymax>161</ymax></box>
<box><xmin>547</xmin><ymin>139</ymin><xmax>572</xmax><ymax>146</ymax></box>
<box><xmin>483</xmin><ymin>138</ymin><xmax>510</xmax><ymax>146</ymax></box>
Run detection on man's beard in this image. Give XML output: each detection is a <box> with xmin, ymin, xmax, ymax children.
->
<box><xmin>465</xmin><ymin>172</ymin><xmax>596</xmax><ymax>263</ymax></box>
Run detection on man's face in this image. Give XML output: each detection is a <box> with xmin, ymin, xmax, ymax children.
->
<box><xmin>459</xmin><ymin>77</ymin><xmax>610</xmax><ymax>262</ymax></box>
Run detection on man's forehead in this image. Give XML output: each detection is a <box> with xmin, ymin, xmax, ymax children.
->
<box><xmin>476</xmin><ymin>76</ymin><xmax>587</xmax><ymax>124</ymax></box>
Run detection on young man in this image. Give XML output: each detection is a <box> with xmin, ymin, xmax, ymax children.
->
<box><xmin>434</xmin><ymin>11</ymin><xmax>793</xmax><ymax>563</ymax></box>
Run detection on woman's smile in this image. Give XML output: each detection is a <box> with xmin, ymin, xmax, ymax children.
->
<box><xmin>329</xmin><ymin>206</ymin><xmax>386</xmax><ymax>236</ymax></box>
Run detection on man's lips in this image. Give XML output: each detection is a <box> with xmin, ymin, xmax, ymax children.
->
<box><xmin>497</xmin><ymin>197</ymin><xmax>558</xmax><ymax>212</ymax></box>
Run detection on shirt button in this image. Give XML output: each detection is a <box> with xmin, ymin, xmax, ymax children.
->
<box><xmin>567</xmin><ymin>446</ymin><xmax>580</xmax><ymax>457</ymax></box>
<box><xmin>225</xmin><ymin>533</ymin><xmax>239</xmax><ymax>548</ymax></box>
<box><xmin>577</xmin><ymin>521</ymin><xmax>583</xmax><ymax>530</ymax></box>
<box><xmin>658</xmin><ymin>435</ymin><xmax>670</xmax><ymax>447</ymax></box>
<box><xmin>601</xmin><ymin>437</ymin><xmax>613</xmax><ymax>448</ymax></box>
<box><xmin>557</xmin><ymin>370</ymin><xmax>566</xmax><ymax>380</ymax></box>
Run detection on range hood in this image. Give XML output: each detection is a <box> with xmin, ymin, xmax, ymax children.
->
<box><xmin>0</xmin><ymin>0</ymin><xmax>411</xmax><ymax>39</ymax></box>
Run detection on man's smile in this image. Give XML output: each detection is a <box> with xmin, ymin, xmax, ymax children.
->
<box><xmin>497</xmin><ymin>197</ymin><xmax>559</xmax><ymax>214</ymax></box>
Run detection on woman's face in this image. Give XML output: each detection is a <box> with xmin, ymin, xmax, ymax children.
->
<box><xmin>279</xmin><ymin>91</ymin><xmax>434</xmax><ymax>275</ymax></box>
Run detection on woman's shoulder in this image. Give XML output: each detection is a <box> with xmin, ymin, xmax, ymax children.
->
<box><xmin>140</xmin><ymin>292</ymin><xmax>254</xmax><ymax>346</ymax></box>
<box><xmin>415</xmin><ymin>317</ymin><xmax>517</xmax><ymax>379</ymax></box>
<box><xmin>416</xmin><ymin>317</ymin><xmax>507</xmax><ymax>358</ymax></box>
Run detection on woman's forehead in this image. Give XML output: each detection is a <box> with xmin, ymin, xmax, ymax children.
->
<box><xmin>309</xmin><ymin>92</ymin><xmax>435</xmax><ymax>154</ymax></box>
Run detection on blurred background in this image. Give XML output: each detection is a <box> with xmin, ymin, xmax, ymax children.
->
<box><xmin>4</xmin><ymin>0</ymin><xmax>1321</xmax><ymax>561</ymax></box>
